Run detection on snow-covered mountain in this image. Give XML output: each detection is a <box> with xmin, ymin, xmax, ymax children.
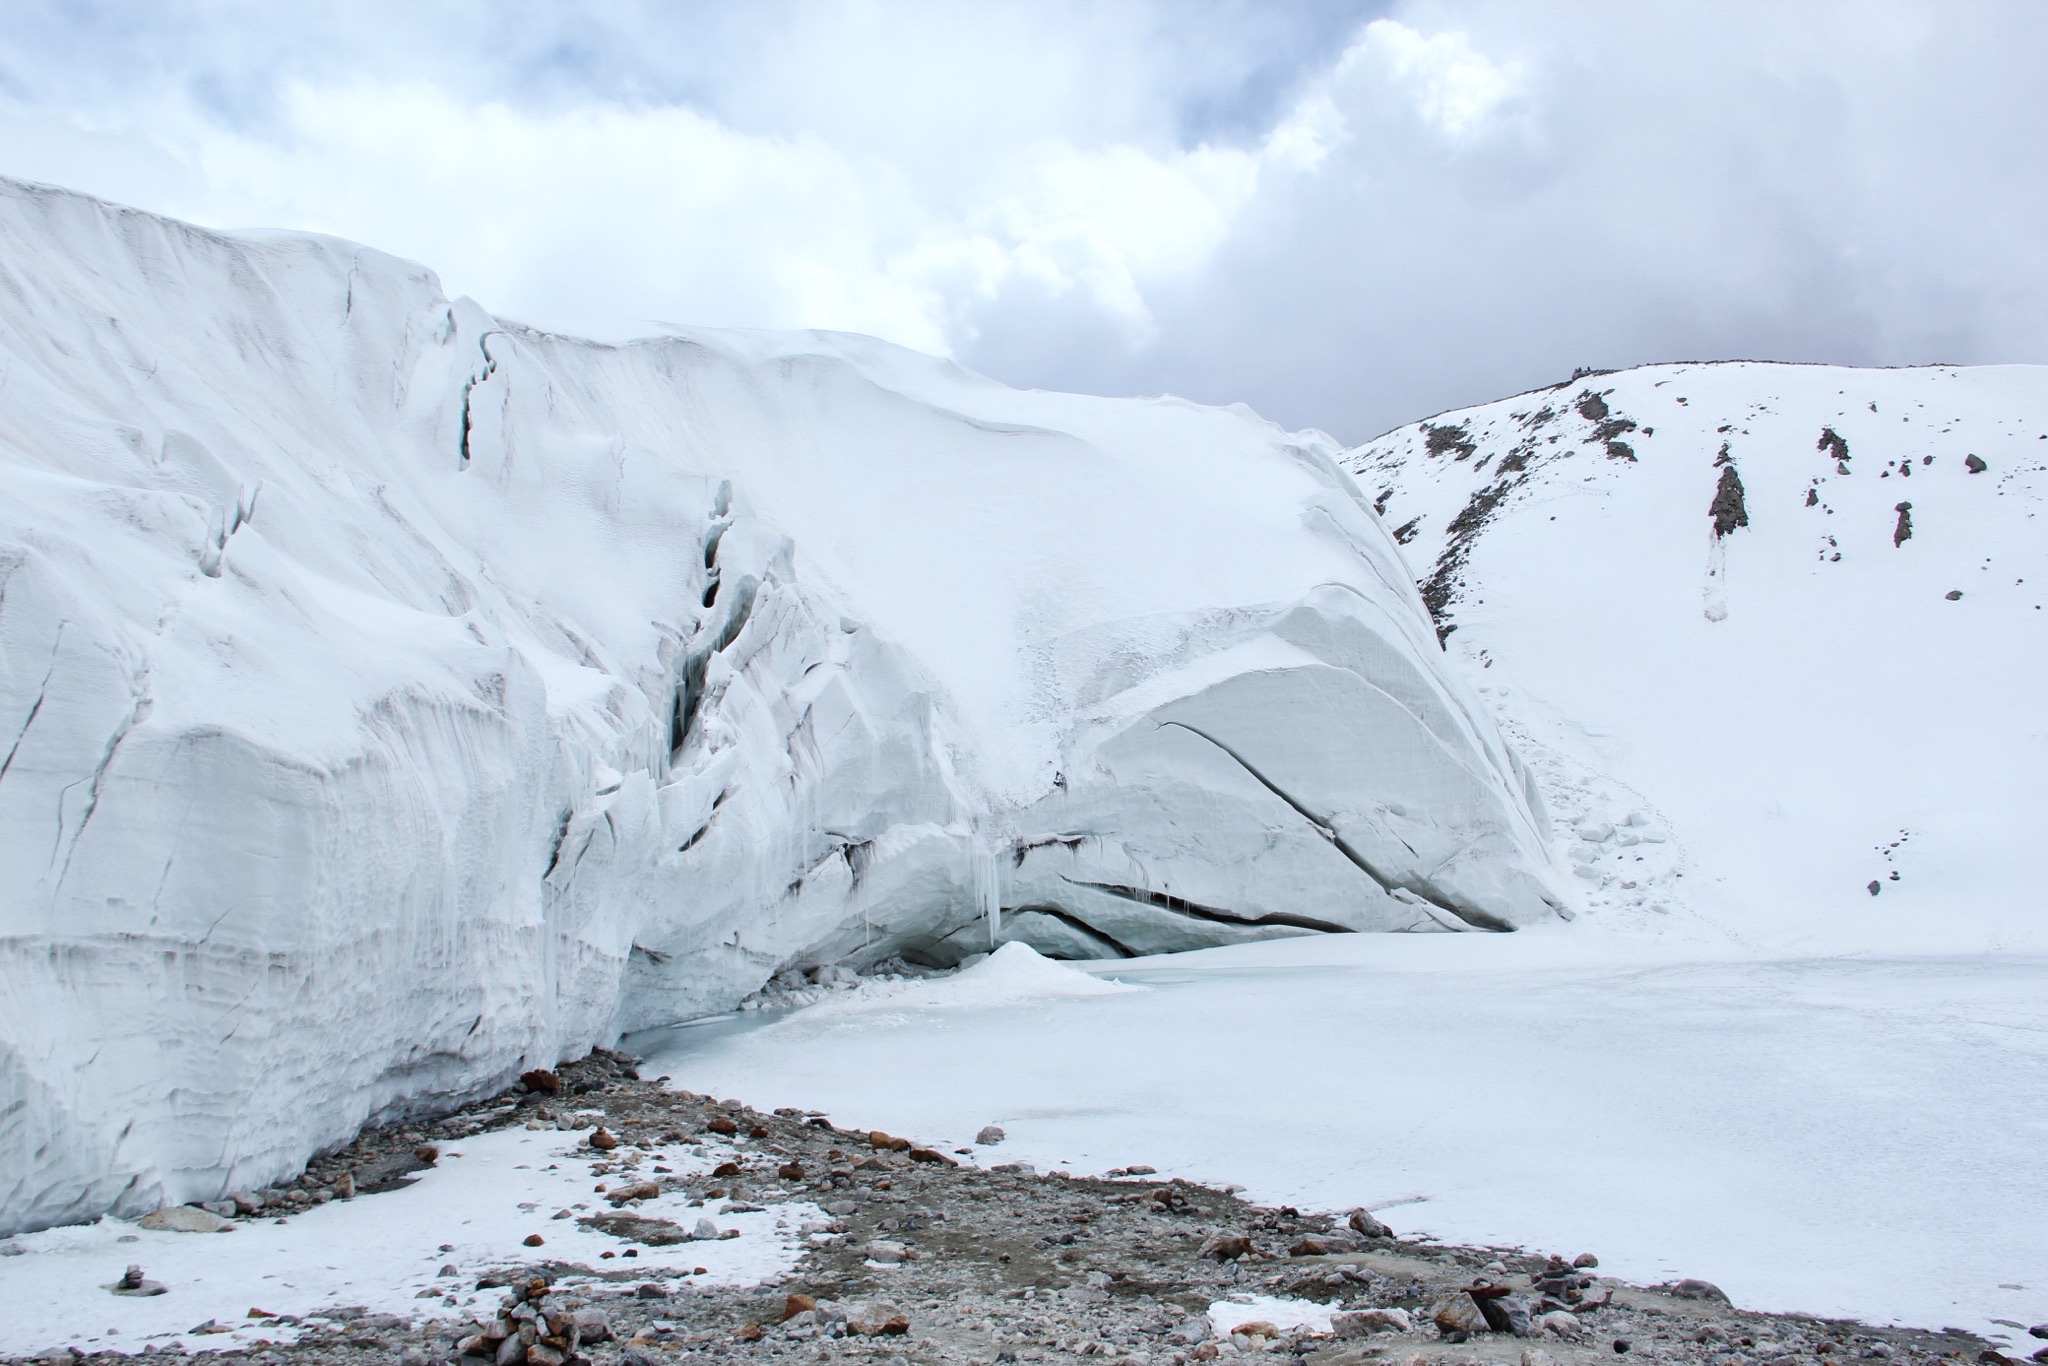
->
<box><xmin>1346</xmin><ymin>361</ymin><xmax>2048</xmax><ymax>951</ymax></box>
<box><xmin>0</xmin><ymin>180</ymin><xmax>1564</xmax><ymax>1234</ymax></box>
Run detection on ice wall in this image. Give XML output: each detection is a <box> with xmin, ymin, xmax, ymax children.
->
<box><xmin>0</xmin><ymin>179</ymin><xmax>1563</xmax><ymax>1234</ymax></box>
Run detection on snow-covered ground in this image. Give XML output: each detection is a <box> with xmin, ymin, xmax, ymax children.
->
<box><xmin>0</xmin><ymin>1124</ymin><xmax>814</xmax><ymax>1357</ymax></box>
<box><xmin>637</xmin><ymin>937</ymin><xmax>2048</xmax><ymax>1343</ymax></box>
<box><xmin>1344</xmin><ymin>361</ymin><xmax>2048</xmax><ymax>955</ymax></box>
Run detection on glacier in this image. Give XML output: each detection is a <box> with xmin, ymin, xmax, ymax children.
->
<box><xmin>0</xmin><ymin>178</ymin><xmax>1566</xmax><ymax>1235</ymax></box>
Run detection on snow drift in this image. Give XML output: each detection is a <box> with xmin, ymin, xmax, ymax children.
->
<box><xmin>1346</xmin><ymin>360</ymin><xmax>2048</xmax><ymax>947</ymax></box>
<box><xmin>0</xmin><ymin>179</ymin><xmax>1563</xmax><ymax>1234</ymax></box>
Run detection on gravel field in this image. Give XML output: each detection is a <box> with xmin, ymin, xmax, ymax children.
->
<box><xmin>10</xmin><ymin>1050</ymin><xmax>2032</xmax><ymax>1366</ymax></box>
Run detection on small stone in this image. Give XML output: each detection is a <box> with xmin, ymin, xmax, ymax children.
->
<box><xmin>1333</xmin><ymin>1309</ymin><xmax>1412</xmax><ymax>1338</ymax></box>
<box><xmin>1348</xmin><ymin>1209</ymin><xmax>1394</xmax><ymax>1239</ymax></box>
<box><xmin>846</xmin><ymin>1301</ymin><xmax>911</xmax><ymax>1336</ymax></box>
<box><xmin>1540</xmin><ymin>1311</ymin><xmax>1585</xmax><ymax>1338</ymax></box>
<box><xmin>607</xmin><ymin>1181</ymin><xmax>661</xmax><ymax>1206</ymax></box>
<box><xmin>1966</xmin><ymin>455</ymin><xmax>1988</xmax><ymax>474</ymax></box>
<box><xmin>572</xmin><ymin>1307</ymin><xmax>613</xmax><ymax>1342</ymax></box>
<box><xmin>909</xmin><ymin>1147</ymin><xmax>957</xmax><ymax>1166</ymax></box>
<box><xmin>415</xmin><ymin>1144</ymin><xmax>441</xmax><ymax>1164</ymax></box>
<box><xmin>227</xmin><ymin>1190</ymin><xmax>262</xmax><ymax>1215</ymax></box>
<box><xmin>636</xmin><ymin>1282</ymin><xmax>667</xmax><ymax>1299</ymax></box>
<box><xmin>779</xmin><ymin>1161</ymin><xmax>805</xmax><ymax>1181</ymax></box>
<box><xmin>527</xmin><ymin>1344</ymin><xmax>566</xmax><ymax>1366</ymax></box>
<box><xmin>138</xmin><ymin>1205</ymin><xmax>234</xmax><ymax>1233</ymax></box>
<box><xmin>523</xmin><ymin>1233</ymin><xmax>546</xmax><ymax>1247</ymax></box>
<box><xmin>438</xmin><ymin>1263</ymin><xmax>460</xmax><ymax>1276</ymax></box>
<box><xmin>1433</xmin><ymin>1296</ymin><xmax>1486</xmax><ymax>1338</ymax></box>
<box><xmin>736</xmin><ymin>1324</ymin><xmax>763</xmax><ymax>1342</ymax></box>
<box><xmin>588</xmin><ymin>1128</ymin><xmax>620</xmax><ymax>1151</ymax></box>
<box><xmin>110</xmin><ymin>1264</ymin><xmax>168</xmax><ymax>1296</ymax></box>
<box><xmin>865</xmin><ymin>1240</ymin><xmax>912</xmax><ymax>1264</ymax></box>
<box><xmin>692</xmin><ymin>1217</ymin><xmax>721</xmax><ymax>1240</ymax></box>
<box><xmin>1522</xmin><ymin>1352</ymin><xmax>1557</xmax><ymax>1366</ymax></box>
<box><xmin>1573</xmin><ymin>1253</ymin><xmax>1599</xmax><ymax>1268</ymax></box>
<box><xmin>1664</xmin><ymin>1278</ymin><xmax>1728</xmax><ymax>1302</ymax></box>
<box><xmin>785</xmin><ymin>1293</ymin><xmax>818</xmax><ymax>1320</ymax></box>
<box><xmin>706</xmin><ymin>1115</ymin><xmax>738</xmax><ymax>1135</ymax></box>
<box><xmin>712</xmin><ymin>1160</ymin><xmax>742</xmax><ymax>1177</ymax></box>
<box><xmin>1947</xmin><ymin>590</ymin><xmax>1964</xmax><ymax>600</ymax></box>
<box><xmin>1198</xmin><ymin>1234</ymin><xmax>1255</xmax><ymax>1261</ymax></box>
<box><xmin>869</xmin><ymin>1130</ymin><xmax>913</xmax><ymax>1151</ymax></box>
<box><xmin>520</xmin><ymin>1069</ymin><xmax>563</xmax><ymax>1094</ymax></box>
<box><xmin>332</xmin><ymin>1171</ymin><xmax>356</xmax><ymax>1200</ymax></box>
<box><xmin>977</xmin><ymin>1125</ymin><xmax>1006</xmax><ymax>1145</ymax></box>
<box><xmin>1614</xmin><ymin>1340</ymin><xmax>1632</xmax><ymax>1354</ymax></box>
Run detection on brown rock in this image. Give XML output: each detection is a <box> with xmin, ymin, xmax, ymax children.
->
<box><xmin>1572</xmin><ymin>1253</ymin><xmax>1599</xmax><ymax>1269</ymax></box>
<box><xmin>606</xmin><ymin>1181</ymin><xmax>661</xmax><ymax>1206</ymax></box>
<box><xmin>331</xmin><ymin>1171</ymin><xmax>356</xmax><ymax>1200</ymax></box>
<box><xmin>750</xmin><ymin>1125</ymin><xmax>770</xmax><ymax>1138</ymax></box>
<box><xmin>1433</xmin><ymin>1295</ymin><xmax>1486</xmax><ymax>1337</ymax></box>
<box><xmin>784</xmin><ymin>1294</ymin><xmax>817</xmax><ymax>1321</ymax></box>
<box><xmin>736</xmin><ymin>1325</ymin><xmax>763</xmax><ymax>1342</ymax></box>
<box><xmin>1199</xmin><ymin>1234</ymin><xmax>1255</xmax><ymax>1261</ymax></box>
<box><xmin>869</xmin><ymin>1130</ymin><xmax>913</xmax><ymax>1152</ymax></box>
<box><xmin>1235</xmin><ymin>1321</ymin><xmax>1281</xmax><ymax>1340</ymax></box>
<box><xmin>520</xmin><ymin>1069</ymin><xmax>563</xmax><ymax>1094</ymax></box>
<box><xmin>712</xmin><ymin>1160</ymin><xmax>742</xmax><ymax>1177</ymax></box>
<box><xmin>778</xmin><ymin>1162</ymin><xmax>805</xmax><ymax>1181</ymax></box>
<box><xmin>706</xmin><ymin>1116</ymin><xmax>738</xmax><ymax>1136</ymax></box>
<box><xmin>523</xmin><ymin>1233</ymin><xmax>546</xmax><ymax>1247</ymax></box>
<box><xmin>414</xmin><ymin>1145</ymin><xmax>440</xmax><ymax>1165</ymax></box>
<box><xmin>588</xmin><ymin>1128</ymin><xmax>620</xmax><ymax>1151</ymax></box>
<box><xmin>908</xmin><ymin>1147</ymin><xmax>957</xmax><ymax>1166</ymax></box>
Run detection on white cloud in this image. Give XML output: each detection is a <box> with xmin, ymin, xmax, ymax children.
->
<box><xmin>0</xmin><ymin>1</ymin><xmax>2043</xmax><ymax>440</ymax></box>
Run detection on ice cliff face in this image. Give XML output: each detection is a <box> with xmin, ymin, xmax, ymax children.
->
<box><xmin>0</xmin><ymin>180</ymin><xmax>1564</xmax><ymax>1234</ymax></box>
<box><xmin>1345</xmin><ymin>361</ymin><xmax>2048</xmax><ymax>947</ymax></box>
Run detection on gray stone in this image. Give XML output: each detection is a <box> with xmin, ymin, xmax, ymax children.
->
<box><xmin>1333</xmin><ymin>1309</ymin><xmax>1411</xmax><ymax>1338</ymax></box>
<box><xmin>977</xmin><ymin>1125</ymin><xmax>1006</xmax><ymax>1145</ymax></box>
<box><xmin>1348</xmin><ymin>1208</ymin><xmax>1393</xmax><ymax>1239</ymax></box>
<box><xmin>137</xmin><ymin>1205</ymin><xmax>234</xmax><ymax>1233</ymax></box>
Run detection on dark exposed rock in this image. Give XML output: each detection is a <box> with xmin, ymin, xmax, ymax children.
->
<box><xmin>1710</xmin><ymin>465</ymin><xmax>1750</xmax><ymax>537</ymax></box>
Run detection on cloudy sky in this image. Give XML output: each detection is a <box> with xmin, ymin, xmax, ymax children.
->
<box><xmin>2</xmin><ymin>1</ymin><xmax>2043</xmax><ymax>441</ymax></box>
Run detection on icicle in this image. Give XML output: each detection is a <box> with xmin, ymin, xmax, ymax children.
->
<box><xmin>972</xmin><ymin>839</ymin><xmax>1004</xmax><ymax>948</ymax></box>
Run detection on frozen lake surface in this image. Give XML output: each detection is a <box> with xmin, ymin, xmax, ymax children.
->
<box><xmin>639</xmin><ymin>934</ymin><xmax>2048</xmax><ymax>1343</ymax></box>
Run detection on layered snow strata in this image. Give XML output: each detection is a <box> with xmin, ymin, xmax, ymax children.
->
<box><xmin>0</xmin><ymin>178</ymin><xmax>1563</xmax><ymax>1235</ymax></box>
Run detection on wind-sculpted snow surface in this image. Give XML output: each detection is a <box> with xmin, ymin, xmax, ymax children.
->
<box><xmin>1346</xmin><ymin>361</ymin><xmax>2048</xmax><ymax>947</ymax></box>
<box><xmin>0</xmin><ymin>180</ymin><xmax>1563</xmax><ymax>1235</ymax></box>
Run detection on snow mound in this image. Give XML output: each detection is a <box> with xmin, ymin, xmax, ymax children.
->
<box><xmin>1345</xmin><ymin>361</ymin><xmax>2048</xmax><ymax>949</ymax></box>
<box><xmin>0</xmin><ymin>178</ymin><xmax>1562</xmax><ymax>1235</ymax></box>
